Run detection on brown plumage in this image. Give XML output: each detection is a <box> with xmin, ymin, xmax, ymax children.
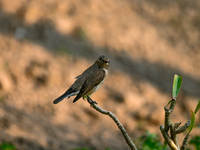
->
<box><xmin>53</xmin><ymin>55</ymin><xmax>110</xmax><ymax>104</ymax></box>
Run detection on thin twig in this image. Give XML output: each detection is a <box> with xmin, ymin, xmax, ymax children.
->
<box><xmin>160</xmin><ymin>124</ymin><xmax>179</xmax><ymax>150</ymax></box>
<box><xmin>174</xmin><ymin>120</ymin><xmax>191</xmax><ymax>134</ymax></box>
<box><xmin>86</xmin><ymin>95</ymin><xmax>137</xmax><ymax>150</ymax></box>
<box><xmin>164</xmin><ymin>100</ymin><xmax>176</xmax><ymax>132</ymax></box>
<box><xmin>180</xmin><ymin>134</ymin><xmax>189</xmax><ymax>150</ymax></box>
<box><xmin>161</xmin><ymin>99</ymin><xmax>180</xmax><ymax>149</ymax></box>
<box><xmin>170</xmin><ymin>124</ymin><xmax>180</xmax><ymax>149</ymax></box>
<box><xmin>160</xmin><ymin>98</ymin><xmax>191</xmax><ymax>150</ymax></box>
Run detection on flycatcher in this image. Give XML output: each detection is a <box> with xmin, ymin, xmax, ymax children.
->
<box><xmin>53</xmin><ymin>55</ymin><xmax>110</xmax><ymax>104</ymax></box>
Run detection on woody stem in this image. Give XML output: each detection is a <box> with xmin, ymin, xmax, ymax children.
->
<box><xmin>86</xmin><ymin>95</ymin><xmax>137</xmax><ymax>150</ymax></box>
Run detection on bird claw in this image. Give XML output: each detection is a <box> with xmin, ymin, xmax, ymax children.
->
<box><xmin>86</xmin><ymin>96</ymin><xmax>97</xmax><ymax>106</ymax></box>
<box><xmin>91</xmin><ymin>100</ymin><xmax>97</xmax><ymax>105</ymax></box>
<box><xmin>90</xmin><ymin>101</ymin><xmax>97</xmax><ymax>107</ymax></box>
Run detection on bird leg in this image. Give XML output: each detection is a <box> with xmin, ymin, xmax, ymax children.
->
<box><xmin>86</xmin><ymin>95</ymin><xmax>97</xmax><ymax>105</ymax></box>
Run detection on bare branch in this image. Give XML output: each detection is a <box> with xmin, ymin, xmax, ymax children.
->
<box><xmin>170</xmin><ymin>124</ymin><xmax>180</xmax><ymax>149</ymax></box>
<box><xmin>160</xmin><ymin>124</ymin><xmax>179</xmax><ymax>150</ymax></box>
<box><xmin>160</xmin><ymin>99</ymin><xmax>191</xmax><ymax>149</ymax></box>
<box><xmin>86</xmin><ymin>95</ymin><xmax>137</xmax><ymax>150</ymax></box>
<box><xmin>180</xmin><ymin>134</ymin><xmax>189</xmax><ymax>150</ymax></box>
<box><xmin>174</xmin><ymin>120</ymin><xmax>191</xmax><ymax>134</ymax></box>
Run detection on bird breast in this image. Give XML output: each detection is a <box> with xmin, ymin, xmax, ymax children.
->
<box><xmin>88</xmin><ymin>68</ymin><xmax>108</xmax><ymax>95</ymax></box>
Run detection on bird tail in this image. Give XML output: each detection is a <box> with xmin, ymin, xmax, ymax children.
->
<box><xmin>53</xmin><ymin>92</ymin><xmax>69</xmax><ymax>104</ymax></box>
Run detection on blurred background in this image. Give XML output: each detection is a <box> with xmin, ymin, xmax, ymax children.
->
<box><xmin>0</xmin><ymin>0</ymin><xmax>199</xmax><ymax>149</ymax></box>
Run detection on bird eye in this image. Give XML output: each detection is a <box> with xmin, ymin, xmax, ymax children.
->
<box><xmin>99</xmin><ymin>57</ymin><xmax>102</xmax><ymax>61</ymax></box>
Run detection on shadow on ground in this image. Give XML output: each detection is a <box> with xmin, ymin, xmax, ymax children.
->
<box><xmin>0</xmin><ymin>10</ymin><xmax>200</xmax><ymax>99</ymax></box>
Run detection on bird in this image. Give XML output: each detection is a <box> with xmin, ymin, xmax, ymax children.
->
<box><xmin>53</xmin><ymin>55</ymin><xmax>110</xmax><ymax>104</ymax></box>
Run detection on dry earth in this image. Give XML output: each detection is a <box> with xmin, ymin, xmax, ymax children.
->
<box><xmin>0</xmin><ymin>0</ymin><xmax>200</xmax><ymax>150</ymax></box>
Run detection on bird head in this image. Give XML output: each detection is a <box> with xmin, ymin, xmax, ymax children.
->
<box><xmin>95</xmin><ymin>55</ymin><xmax>110</xmax><ymax>69</ymax></box>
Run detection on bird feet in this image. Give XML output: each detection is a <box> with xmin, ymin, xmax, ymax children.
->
<box><xmin>86</xmin><ymin>95</ymin><xmax>97</xmax><ymax>106</ymax></box>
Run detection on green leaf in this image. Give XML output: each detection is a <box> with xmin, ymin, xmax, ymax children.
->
<box><xmin>166</xmin><ymin>100</ymin><xmax>173</xmax><ymax>107</ymax></box>
<box><xmin>194</xmin><ymin>100</ymin><xmax>200</xmax><ymax>114</ymax></box>
<box><xmin>172</xmin><ymin>74</ymin><xmax>182</xmax><ymax>100</ymax></box>
<box><xmin>188</xmin><ymin>110</ymin><xmax>195</xmax><ymax>134</ymax></box>
<box><xmin>0</xmin><ymin>143</ymin><xmax>15</xmax><ymax>150</ymax></box>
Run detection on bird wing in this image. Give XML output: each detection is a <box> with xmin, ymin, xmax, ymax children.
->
<box><xmin>73</xmin><ymin>69</ymin><xmax>105</xmax><ymax>102</ymax></box>
<box><xmin>74</xmin><ymin>74</ymin><xmax>82</xmax><ymax>79</ymax></box>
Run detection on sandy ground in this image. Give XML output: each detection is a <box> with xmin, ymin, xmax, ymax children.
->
<box><xmin>0</xmin><ymin>0</ymin><xmax>199</xmax><ymax>149</ymax></box>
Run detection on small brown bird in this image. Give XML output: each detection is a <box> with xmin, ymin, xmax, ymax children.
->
<box><xmin>53</xmin><ymin>55</ymin><xmax>110</xmax><ymax>104</ymax></box>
